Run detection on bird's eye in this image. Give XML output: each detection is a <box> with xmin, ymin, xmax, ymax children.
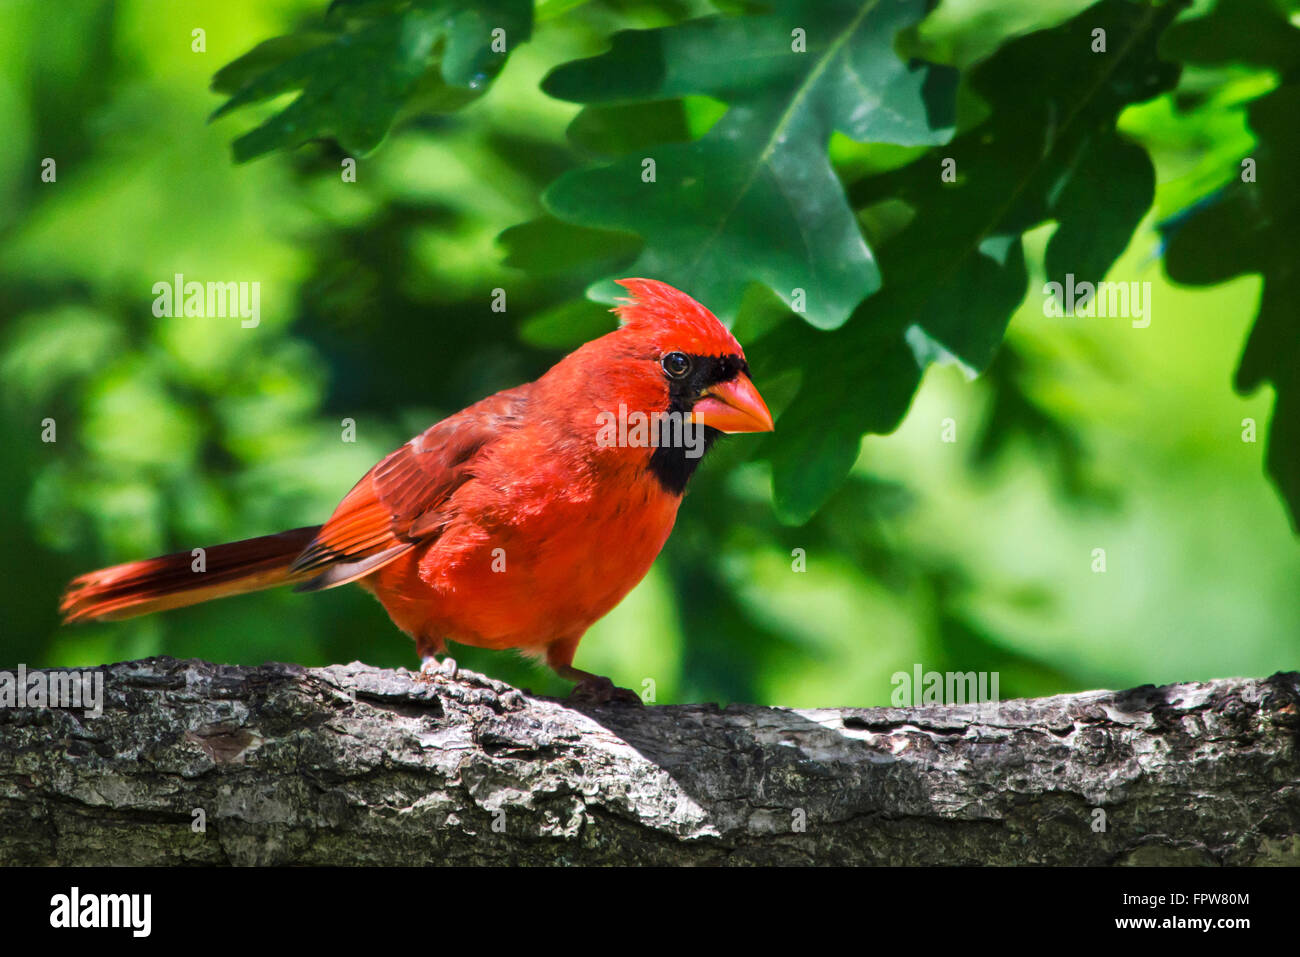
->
<box><xmin>662</xmin><ymin>352</ymin><xmax>691</xmax><ymax>379</ymax></box>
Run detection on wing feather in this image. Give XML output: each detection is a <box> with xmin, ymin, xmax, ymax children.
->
<box><xmin>289</xmin><ymin>384</ymin><xmax>530</xmax><ymax>587</ymax></box>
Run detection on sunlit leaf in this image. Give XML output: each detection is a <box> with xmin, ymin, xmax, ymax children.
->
<box><xmin>212</xmin><ymin>0</ymin><xmax>531</xmax><ymax>162</ymax></box>
<box><xmin>765</xmin><ymin>0</ymin><xmax>1184</xmax><ymax>522</ymax></box>
<box><xmin>540</xmin><ymin>0</ymin><xmax>958</xmax><ymax>329</ymax></box>
<box><xmin>1160</xmin><ymin>0</ymin><xmax>1300</xmax><ymax>530</ymax></box>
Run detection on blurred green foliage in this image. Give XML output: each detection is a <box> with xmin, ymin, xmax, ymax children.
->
<box><xmin>1159</xmin><ymin>0</ymin><xmax>1300</xmax><ymax>533</ymax></box>
<box><xmin>2</xmin><ymin>0</ymin><xmax>1298</xmax><ymax>706</ymax></box>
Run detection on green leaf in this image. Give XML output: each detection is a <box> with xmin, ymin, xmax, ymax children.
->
<box><xmin>439</xmin><ymin>1</ymin><xmax>531</xmax><ymax>86</ymax></box>
<box><xmin>565</xmin><ymin>100</ymin><xmax>694</xmax><ymax>157</ymax></box>
<box><xmin>765</xmin><ymin>0</ymin><xmax>1184</xmax><ymax>522</ymax></box>
<box><xmin>211</xmin><ymin>34</ymin><xmax>338</xmax><ymax>96</ymax></box>
<box><xmin>1160</xmin><ymin>0</ymin><xmax>1300</xmax><ymax>530</ymax></box>
<box><xmin>540</xmin><ymin>0</ymin><xmax>958</xmax><ymax>329</ymax></box>
<box><xmin>755</xmin><ymin>316</ymin><xmax>922</xmax><ymax>524</ymax></box>
<box><xmin>212</xmin><ymin>0</ymin><xmax>531</xmax><ymax>163</ymax></box>
<box><xmin>517</xmin><ymin>298</ymin><xmax>618</xmax><ymax>349</ymax></box>
<box><xmin>1160</xmin><ymin>0</ymin><xmax>1300</xmax><ymax>72</ymax></box>
<box><xmin>498</xmin><ymin>216</ymin><xmax>641</xmax><ymax>276</ymax></box>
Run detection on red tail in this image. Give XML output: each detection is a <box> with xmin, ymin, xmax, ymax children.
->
<box><xmin>60</xmin><ymin>526</ymin><xmax>321</xmax><ymax>623</ymax></box>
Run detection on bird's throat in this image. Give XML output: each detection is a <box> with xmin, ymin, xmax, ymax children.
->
<box><xmin>646</xmin><ymin>424</ymin><xmax>719</xmax><ymax>495</ymax></box>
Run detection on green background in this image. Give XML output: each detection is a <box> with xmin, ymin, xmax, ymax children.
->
<box><xmin>2</xmin><ymin>0</ymin><xmax>1296</xmax><ymax>705</ymax></box>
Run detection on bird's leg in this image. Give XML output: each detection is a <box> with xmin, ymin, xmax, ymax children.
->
<box><xmin>558</xmin><ymin>667</ymin><xmax>643</xmax><ymax>706</ymax></box>
<box><xmin>546</xmin><ymin>638</ymin><xmax>642</xmax><ymax>706</ymax></box>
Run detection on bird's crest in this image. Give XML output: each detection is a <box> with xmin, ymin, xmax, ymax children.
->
<box><xmin>613</xmin><ymin>278</ymin><xmax>744</xmax><ymax>358</ymax></box>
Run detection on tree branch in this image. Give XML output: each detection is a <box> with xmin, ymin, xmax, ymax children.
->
<box><xmin>1</xmin><ymin>657</ymin><xmax>1297</xmax><ymax>864</ymax></box>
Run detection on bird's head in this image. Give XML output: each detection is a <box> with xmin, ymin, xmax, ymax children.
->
<box><xmin>554</xmin><ymin>278</ymin><xmax>773</xmax><ymax>495</ymax></box>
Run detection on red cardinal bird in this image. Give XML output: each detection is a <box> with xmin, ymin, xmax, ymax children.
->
<box><xmin>60</xmin><ymin>279</ymin><xmax>773</xmax><ymax>702</ymax></box>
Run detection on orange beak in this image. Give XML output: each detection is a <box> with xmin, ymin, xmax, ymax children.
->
<box><xmin>690</xmin><ymin>372</ymin><xmax>775</xmax><ymax>434</ymax></box>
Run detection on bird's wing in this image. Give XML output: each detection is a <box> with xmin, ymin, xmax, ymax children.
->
<box><xmin>291</xmin><ymin>384</ymin><xmax>531</xmax><ymax>591</ymax></box>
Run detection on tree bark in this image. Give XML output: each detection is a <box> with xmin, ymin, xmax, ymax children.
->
<box><xmin>1</xmin><ymin>657</ymin><xmax>1297</xmax><ymax>865</ymax></box>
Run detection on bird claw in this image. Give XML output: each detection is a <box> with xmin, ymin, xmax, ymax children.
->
<box><xmin>568</xmin><ymin>675</ymin><xmax>643</xmax><ymax>706</ymax></box>
<box><xmin>418</xmin><ymin>656</ymin><xmax>458</xmax><ymax>681</ymax></box>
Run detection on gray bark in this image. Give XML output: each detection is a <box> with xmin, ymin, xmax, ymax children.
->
<box><xmin>1</xmin><ymin>657</ymin><xmax>1297</xmax><ymax>865</ymax></box>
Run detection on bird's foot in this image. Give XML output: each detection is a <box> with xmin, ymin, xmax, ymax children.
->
<box><xmin>417</xmin><ymin>656</ymin><xmax>459</xmax><ymax>682</ymax></box>
<box><xmin>567</xmin><ymin>674</ymin><xmax>642</xmax><ymax>707</ymax></box>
